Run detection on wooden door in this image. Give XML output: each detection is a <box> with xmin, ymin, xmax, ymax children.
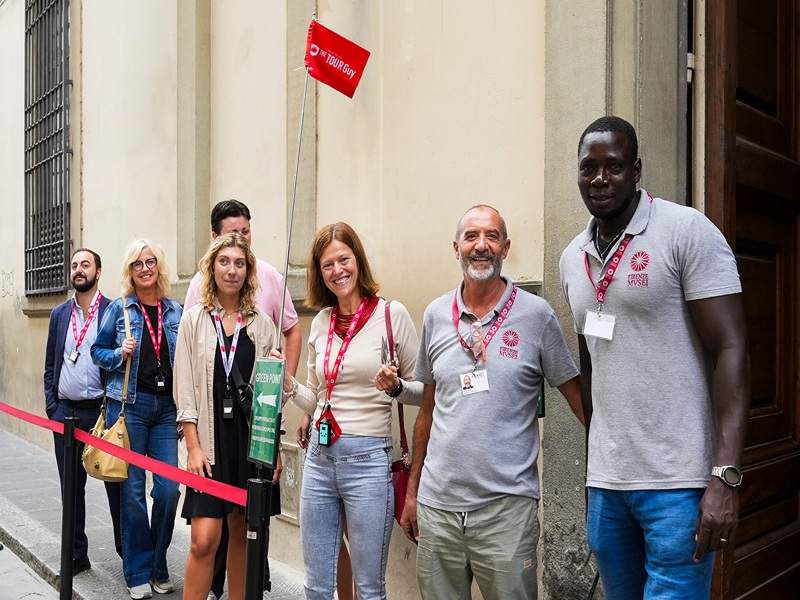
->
<box><xmin>706</xmin><ymin>1</ymin><xmax>800</xmax><ymax>598</ymax></box>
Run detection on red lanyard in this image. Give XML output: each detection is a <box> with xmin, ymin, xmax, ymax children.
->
<box><xmin>212</xmin><ymin>310</ymin><xmax>243</xmax><ymax>381</ymax></box>
<box><xmin>583</xmin><ymin>192</ymin><xmax>654</xmax><ymax>307</ymax></box>
<box><xmin>451</xmin><ymin>285</ymin><xmax>517</xmax><ymax>361</ymax></box>
<box><xmin>71</xmin><ymin>292</ymin><xmax>103</xmax><ymax>350</ymax></box>
<box><xmin>323</xmin><ymin>296</ymin><xmax>371</xmax><ymax>404</ymax></box>
<box><xmin>140</xmin><ymin>301</ymin><xmax>163</xmax><ymax>366</ymax></box>
<box><xmin>583</xmin><ymin>235</ymin><xmax>633</xmax><ymax>306</ymax></box>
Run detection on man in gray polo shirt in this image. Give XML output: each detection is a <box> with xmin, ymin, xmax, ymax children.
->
<box><xmin>400</xmin><ymin>205</ymin><xmax>583</xmax><ymax>600</ymax></box>
<box><xmin>559</xmin><ymin>116</ymin><xmax>749</xmax><ymax>599</ymax></box>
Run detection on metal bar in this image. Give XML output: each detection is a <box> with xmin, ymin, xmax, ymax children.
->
<box><xmin>276</xmin><ymin>69</ymin><xmax>310</xmax><ymax>343</ymax></box>
<box><xmin>59</xmin><ymin>416</ymin><xmax>78</xmax><ymax>600</ymax></box>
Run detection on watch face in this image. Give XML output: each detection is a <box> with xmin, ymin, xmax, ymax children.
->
<box><xmin>723</xmin><ymin>467</ymin><xmax>742</xmax><ymax>485</ymax></box>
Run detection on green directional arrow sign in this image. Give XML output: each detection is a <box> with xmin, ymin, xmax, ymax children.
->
<box><xmin>248</xmin><ymin>357</ymin><xmax>284</xmax><ymax>468</ymax></box>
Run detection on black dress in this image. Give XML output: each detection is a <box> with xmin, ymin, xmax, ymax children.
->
<box><xmin>182</xmin><ymin>325</ymin><xmax>281</xmax><ymax>520</ymax></box>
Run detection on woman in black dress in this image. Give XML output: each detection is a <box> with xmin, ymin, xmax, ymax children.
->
<box><xmin>174</xmin><ymin>233</ymin><xmax>278</xmax><ymax>600</ymax></box>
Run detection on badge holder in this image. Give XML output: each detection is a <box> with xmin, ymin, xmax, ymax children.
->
<box><xmin>68</xmin><ymin>350</ymin><xmax>80</xmax><ymax>364</ymax></box>
<box><xmin>315</xmin><ymin>405</ymin><xmax>342</xmax><ymax>447</ymax></box>
<box><xmin>223</xmin><ymin>384</ymin><xmax>235</xmax><ymax>421</ymax></box>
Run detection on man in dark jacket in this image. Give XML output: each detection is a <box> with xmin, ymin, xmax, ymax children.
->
<box><xmin>43</xmin><ymin>248</ymin><xmax>122</xmax><ymax>573</ymax></box>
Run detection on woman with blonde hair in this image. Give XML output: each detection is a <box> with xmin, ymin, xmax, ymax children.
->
<box><xmin>91</xmin><ymin>239</ymin><xmax>182</xmax><ymax>600</ymax></box>
<box><xmin>281</xmin><ymin>222</ymin><xmax>422</xmax><ymax>600</ymax></box>
<box><xmin>174</xmin><ymin>233</ymin><xmax>278</xmax><ymax>600</ymax></box>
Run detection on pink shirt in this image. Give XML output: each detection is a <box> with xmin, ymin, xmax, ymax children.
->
<box><xmin>183</xmin><ymin>258</ymin><xmax>299</xmax><ymax>333</ymax></box>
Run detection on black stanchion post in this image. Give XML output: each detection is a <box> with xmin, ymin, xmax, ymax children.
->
<box><xmin>244</xmin><ymin>474</ymin><xmax>270</xmax><ymax>600</ymax></box>
<box><xmin>263</xmin><ymin>470</ymin><xmax>274</xmax><ymax>593</ymax></box>
<box><xmin>59</xmin><ymin>416</ymin><xmax>79</xmax><ymax>600</ymax></box>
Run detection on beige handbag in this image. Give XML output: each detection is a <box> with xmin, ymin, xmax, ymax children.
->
<box><xmin>83</xmin><ymin>306</ymin><xmax>132</xmax><ymax>482</ymax></box>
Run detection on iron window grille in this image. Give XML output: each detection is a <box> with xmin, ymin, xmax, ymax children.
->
<box><xmin>24</xmin><ymin>0</ymin><xmax>71</xmax><ymax>295</ymax></box>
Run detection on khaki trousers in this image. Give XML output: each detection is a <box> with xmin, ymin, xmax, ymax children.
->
<box><xmin>416</xmin><ymin>495</ymin><xmax>539</xmax><ymax>600</ymax></box>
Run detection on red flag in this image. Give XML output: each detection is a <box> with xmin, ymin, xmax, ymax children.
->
<box><xmin>305</xmin><ymin>20</ymin><xmax>370</xmax><ymax>99</ymax></box>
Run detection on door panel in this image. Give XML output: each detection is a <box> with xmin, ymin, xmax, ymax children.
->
<box><xmin>706</xmin><ymin>1</ymin><xmax>800</xmax><ymax>597</ymax></box>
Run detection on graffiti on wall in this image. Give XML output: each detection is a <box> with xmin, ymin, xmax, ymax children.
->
<box><xmin>0</xmin><ymin>270</ymin><xmax>14</xmax><ymax>298</ymax></box>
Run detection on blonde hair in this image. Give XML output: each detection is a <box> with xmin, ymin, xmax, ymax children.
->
<box><xmin>120</xmin><ymin>239</ymin><xmax>171</xmax><ymax>299</ymax></box>
<box><xmin>306</xmin><ymin>222</ymin><xmax>379</xmax><ymax>310</ymax></box>
<box><xmin>197</xmin><ymin>233</ymin><xmax>259</xmax><ymax>314</ymax></box>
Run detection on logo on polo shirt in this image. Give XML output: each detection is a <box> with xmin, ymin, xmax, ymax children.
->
<box><xmin>630</xmin><ymin>251</ymin><xmax>649</xmax><ymax>271</ymax></box>
<box><xmin>628</xmin><ymin>250</ymin><xmax>650</xmax><ymax>287</ymax></box>
<box><xmin>499</xmin><ymin>329</ymin><xmax>519</xmax><ymax>360</ymax></box>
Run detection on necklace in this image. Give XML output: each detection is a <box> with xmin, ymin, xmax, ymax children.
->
<box><xmin>594</xmin><ymin>223</ymin><xmax>625</xmax><ymax>261</ymax></box>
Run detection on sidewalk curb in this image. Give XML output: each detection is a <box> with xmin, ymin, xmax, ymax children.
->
<box><xmin>0</xmin><ymin>495</ymin><xmax>81</xmax><ymax>599</ymax></box>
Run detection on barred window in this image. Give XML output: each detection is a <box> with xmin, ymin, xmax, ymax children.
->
<box><xmin>24</xmin><ymin>0</ymin><xmax>71</xmax><ymax>295</ymax></box>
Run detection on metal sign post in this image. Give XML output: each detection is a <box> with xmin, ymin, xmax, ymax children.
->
<box><xmin>244</xmin><ymin>357</ymin><xmax>285</xmax><ymax>600</ymax></box>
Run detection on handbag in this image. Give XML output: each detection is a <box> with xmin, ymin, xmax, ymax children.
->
<box><xmin>385</xmin><ymin>300</ymin><xmax>410</xmax><ymax>525</ymax></box>
<box><xmin>82</xmin><ymin>306</ymin><xmax>132</xmax><ymax>482</ymax></box>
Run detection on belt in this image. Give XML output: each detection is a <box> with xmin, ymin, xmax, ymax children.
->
<box><xmin>58</xmin><ymin>397</ymin><xmax>104</xmax><ymax>409</ymax></box>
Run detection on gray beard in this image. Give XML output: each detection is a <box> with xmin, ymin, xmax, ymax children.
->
<box><xmin>461</xmin><ymin>256</ymin><xmax>502</xmax><ymax>282</ymax></box>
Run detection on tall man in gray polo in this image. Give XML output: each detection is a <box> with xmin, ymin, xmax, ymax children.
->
<box><xmin>559</xmin><ymin>116</ymin><xmax>749</xmax><ymax>598</ymax></box>
<box><xmin>400</xmin><ymin>205</ymin><xmax>584</xmax><ymax>600</ymax></box>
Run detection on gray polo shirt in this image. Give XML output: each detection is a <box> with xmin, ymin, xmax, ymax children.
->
<box><xmin>414</xmin><ymin>279</ymin><xmax>578</xmax><ymax>512</ymax></box>
<box><xmin>559</xmin><ymin>189</ymin><xmax>742</xmax><ymax>491</ymax></box>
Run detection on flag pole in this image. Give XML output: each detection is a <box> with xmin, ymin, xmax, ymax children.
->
<box><xmin>276</xmin><ymin>67</ymin><xmax>310</xmax><ymax>350</ymax></box>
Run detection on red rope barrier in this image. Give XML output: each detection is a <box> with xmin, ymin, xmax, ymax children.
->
<box><xmin>0</xmin><ymin>401</ymin><xmax>247</xmax><ymax>507</ymax></box>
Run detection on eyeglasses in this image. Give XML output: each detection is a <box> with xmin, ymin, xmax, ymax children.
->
<box><xmin>131</xmin><ymin>257</ymin><xmax>158</xmax><ymax>273</ymax></box>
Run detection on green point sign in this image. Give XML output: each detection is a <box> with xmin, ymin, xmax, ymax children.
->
<box><xmin>248</xmin><ymin>357</ymin><xmax>284</xmax><ymax>468</ymax></box>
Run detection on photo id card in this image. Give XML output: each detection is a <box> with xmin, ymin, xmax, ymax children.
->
<box><xmin>460</xmin><ymin>369</ymin><xmax>489</xmax><ymax>396</ymax></box>
<box><xmin>583</xmin><ymin>309</ymin><xmax>616</xmax><ymax>341</ymax></box>
<box><xmin>68</xmin><ymin>350</ymin><xmax>80</xmax><ymax>364</ymax></box>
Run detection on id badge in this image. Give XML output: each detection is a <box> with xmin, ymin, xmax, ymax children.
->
<box><xmin>222</xmin><ymin>388</ymin><xmax>234</xmax><ymax>421</ymax></box>
<box><xmin>315</xmin><ymin>406</ymin><xmax>342</xmax><ymax>446</ymax></box>
<box><xmin>155</xmin><ymin>374</ymin><xmax>166</xmax><ymax>391</ymax></box>
<box><xmin>583</xmin><ymin>309</ymin><xmax>616</xmax><ymax>341</ymax></box>
<box><xmin>460</xmin><ymin>369</ymin><xmax>489</xmax><ymax>396</ymax></box>
<box><xmin>319</xmin><ymin>419</ymin><xmax>331</xmax><ymax>446</ymax></box>
<box><xmin>68</xmin><ymin>350</ymin><xmax>80</xmax><ymax>364</ymax></box>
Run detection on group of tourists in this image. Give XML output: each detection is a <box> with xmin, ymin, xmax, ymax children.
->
<box><xmin>44</xmin><ymin>115</ymin><xmax>749</xmax><ymax>600</ymax></box>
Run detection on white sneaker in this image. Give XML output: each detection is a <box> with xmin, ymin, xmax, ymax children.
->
<box><xmin>129</xmin><ymin>583</ymin><xmax>153</xmax><ymax>600</ymax></box>
<box><xmin>151</xmin><ymin>577</ymin><xmax>175</xmax><ymax>594</ymax></box>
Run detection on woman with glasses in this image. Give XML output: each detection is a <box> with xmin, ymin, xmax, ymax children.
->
<box><xmin>92</xmin><ymin>239</ymin><xmax>182</xmax><ymax>600</ymax></box>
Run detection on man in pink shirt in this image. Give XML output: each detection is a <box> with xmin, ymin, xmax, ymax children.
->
<box><xmin>183</xmin><ymin>199</ymin><xmax>300</xmax><ymax>600</ymax></box>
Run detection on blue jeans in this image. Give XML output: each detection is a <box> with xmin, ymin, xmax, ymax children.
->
<box><xmin>586</xmin><ymin>487</ymin><xmax>714</xmax><ymax>600</ymax></box>
<box><xmin>107</xmin><ymin>393</ymin><xmax>180</xmax><ymax>587</ymax></box>
<box><xmin>300</xmin><ymin>431</ymin><xmax>394</xmax><ymax>600</ymax></box>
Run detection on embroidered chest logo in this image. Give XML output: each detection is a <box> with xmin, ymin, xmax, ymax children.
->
<box><xmin>628</xmin><ymin>250</ymin><xmax>650</xmax><ymax>287</ymax></box>
<box><xmin>499</xmin><ymin>329</ymin><xmax>519</xmax><ymax>359</ymax></box>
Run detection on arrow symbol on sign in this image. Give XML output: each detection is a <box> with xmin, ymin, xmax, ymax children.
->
<box><xmin>257</xmin><ymin>393</ymin><xmax>277</xmax><ymax>408</ymax></box>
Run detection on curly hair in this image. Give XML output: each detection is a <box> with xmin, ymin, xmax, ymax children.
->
<box><xmin>197</xmin><ymin>233</ymin><xmax>259</xmax><ymax>314</ymax></box>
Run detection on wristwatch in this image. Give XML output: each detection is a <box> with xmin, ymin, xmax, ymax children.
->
<box><xmin>386</xmin><ymin>379</ymin><xmax>404</xmax><ymax>398</ymax></box>
<box><xmin>711</xmin><ymin>465</ymin><xmax>743</xmax><ymax>488</ymax></box>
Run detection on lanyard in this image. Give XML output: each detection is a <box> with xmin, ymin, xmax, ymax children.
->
<box><xmin>583</xmin><ymin>235</ymin><xmax>633</xmax><ymax>308</ymax></box>
<box><xmin>212</xmin><ymin>310</ymin><xmax>243</xmax><ymax>382</ymax></box>
<box><xmin>451</xmin><ymin>285</ymin><xmax>517</xmax><ymax>363</ymax></box>
<box><xmin>71</xmin><ymin>292</ymin><xmax>102</xmax><ymax>350</ymax></box>
<box><xmin>323</xmin><ymin>296</ymin><xmax>371</xmax><ymax>405</ymax></box>
<box><xmin>140</xmin><ymin>301</ymin><xmax>163</xmax><ymax>367</ymax></box>
<box><xmin>583</xmin><ymin>191</ymin><xmax>654</xmax><ymax>309</ymax></box>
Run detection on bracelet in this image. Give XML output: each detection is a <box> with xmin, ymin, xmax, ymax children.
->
<box><xmin>386</xmin><ymin>379</ymin><xmax>404</xmax><ymax>398</ymax></box>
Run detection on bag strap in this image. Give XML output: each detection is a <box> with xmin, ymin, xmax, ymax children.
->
<box><xmin>385</xmin><ymin>300</ymin><xmax>408</xmax><ymax>456</ymax></box>
<box><xmin>120</xmin><ymin>305</ymin><xmax>133</xmax><ymax>409</ymax></box>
